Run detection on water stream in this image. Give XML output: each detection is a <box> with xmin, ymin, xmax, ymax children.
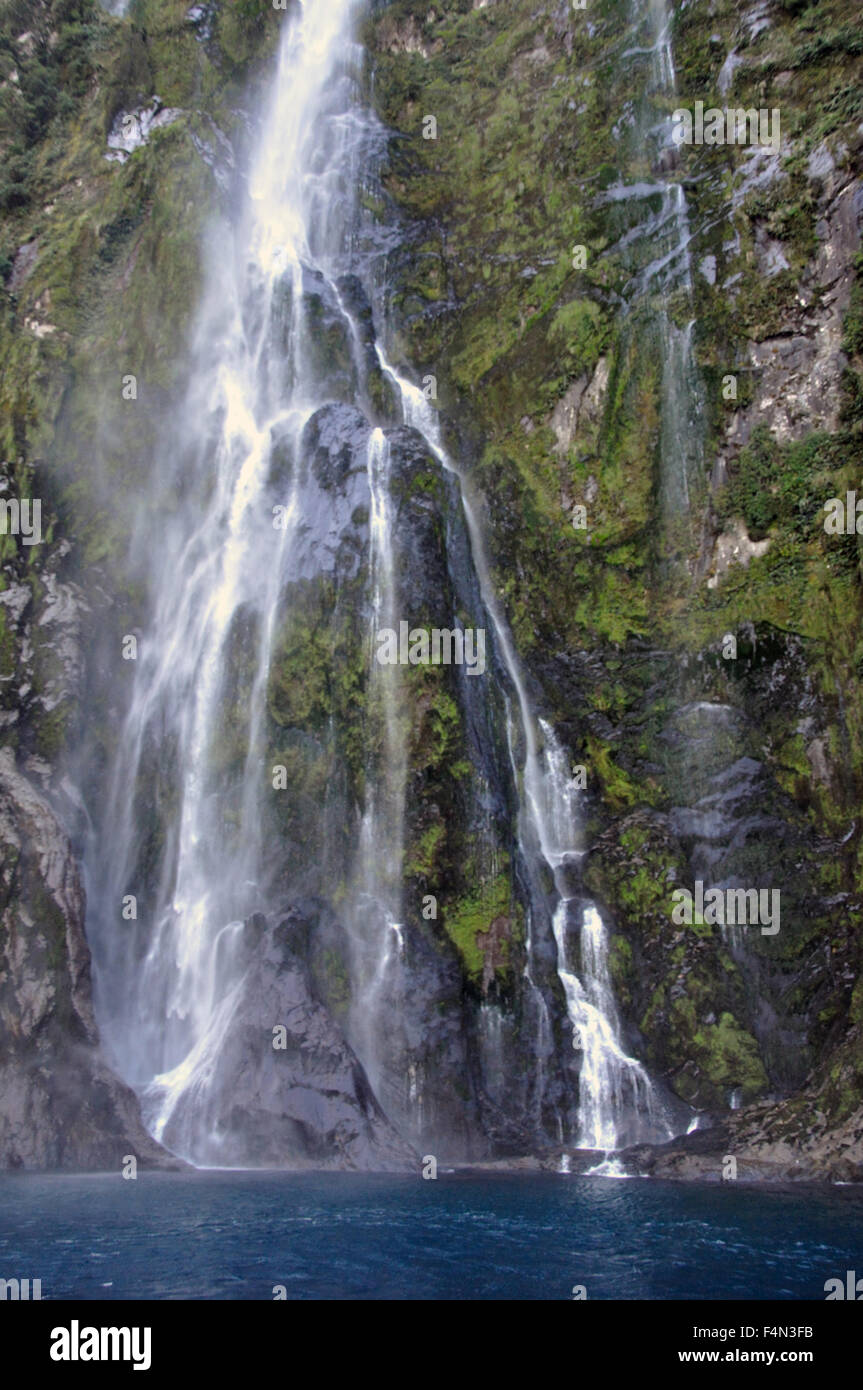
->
<box><xmin>612</xmin><ymin>0</ymin><xmax>706</xmax><ymax>525</ymax></box>
<box><xmin>374</xmin><ymin>353</ymin><xmax>673</xmax><ymax>1152</ymax></box>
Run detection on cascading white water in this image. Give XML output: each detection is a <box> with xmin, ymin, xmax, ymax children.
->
<box><xmin>87</xmin><ymin>0</ymin><xmax>381</xmax><ymax>1159</ymax></box>
<box><xmin>646</xmin><ymin>0</ymin><xmax>675</xmax><ymax>88</ymax></box>
<box><xmin>374</xmin><ymin>352</ymin><xmax>671</xmax><ymax>1151</ymax></box>
<box><xmin>647</xmin><ymin>0</ymin><xmax>704</xmax><ymax>519</ymax></box>
<box><xmin>86</xmin><ymin>0</ymin><xmax>683</xmax><ymax>1165</ymax></box>
<box><xmin>649</xmin><ymin>202</ymin><xmax>705</xmax><ymax>530</ymax></box>
<box><xmin>534</xmin><ymin>726</ymin><xmax>669</xmax><ymax>1152</ymax></box>
<box><xmin>363</xmin><ymin>2</ymin><xmax>698</xmax><ymax>1153</ymax></box>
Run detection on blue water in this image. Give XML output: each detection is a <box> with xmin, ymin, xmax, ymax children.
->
<box><xmin>1</xmin><ymin>1171</ymin><xmax>861</xmax><ymax>1299</ymax></box>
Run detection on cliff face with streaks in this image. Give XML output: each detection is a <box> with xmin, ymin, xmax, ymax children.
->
<box><xmin>0</xmin><ymin>0</ymin><xmax>860</xmax><ymax>1176</ymax></box>
<box><xmin>362</xmin><ymin>0</ymin><xmax>863</xmax><ymax>1177</ymax></box>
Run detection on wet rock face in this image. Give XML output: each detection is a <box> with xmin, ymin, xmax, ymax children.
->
<box><xmin>0</xmin><ymin>469</ymin><xmax>178</xmax><ymax>1172</ymax></box>
<box><xmin>268</xmin><ymin>266</ymin><xmax>397</xmax><ymax>415</ymax></box>
<box><xmin>2</xmin><ymin>0</ymin><xmax>859</xmax><ymax>1177</ymax></box>
<box><xmin>305</xmin><ymin>401</ymin><xmax>370</xmax><ymax>495</ymax></box>
<box><xmin>267</xmin><ymin>267</ymin><xmax>355</xmax><ymax>407</ymax></box>
<box><xmin>366</xmin><ymin>0</ymin><xmax>863</xmax><ymax>1166</ymax></box>
<box><xmin>263</xmin><ymin>402</ymin><xmax>558</xmax><ymax>1160</ymax></box>
<box><xmin>0</xmin><ymin>466</ymin><xmax>84</xmax><ymax>771</ymax></box>
<box><xmin>581</xmin><ymin>624</ymin><xmax>858</xmax><ymax>1121</ymax></box>
<box><xmin>0</xmin><ymin>748</ymin><xmax>178</xmax><ymax>1170</ymax></box>
<box><xmin>158</xmin><ymin>907</ymin><xmax>418</xmax><ymax>1171</ymax></box>
<box><xmin>720</xmin><ymin>158</ymin><xmax>863</xmax><ymax>457</ymax></box>
<box><xmin>336</xmin><ymin>273</ymin><xmax>399</xmax><ymax>418</ymax></box>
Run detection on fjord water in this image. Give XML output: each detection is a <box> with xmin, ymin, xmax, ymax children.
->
<box><xmin>83</xmin><ymin>0</ymin><xmax>676</xmax><ymax>1164</ymax></box>
<box><xmin>2</xmin><ymin>1171</ymin><xmax>862</xmax><ymax>1300</ymax></box>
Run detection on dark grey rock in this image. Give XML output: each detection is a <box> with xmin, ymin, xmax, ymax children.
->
<box><xmin>157</xmin><ymin>907</ymin><xmax>418</xmax><ymax>1170</ymax></box>
<box><xmin>0</xmin><ymin>748</ymin><xmax>181</xmax><ymax>1170</ymax></box>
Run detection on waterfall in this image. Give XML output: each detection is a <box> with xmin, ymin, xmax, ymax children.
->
<box><xmin>648</xmin><ymin>4</ymin><xmax>705</xmax><ymax>528</ymax></box>
<box><xmin>374</xmin><ymin>354</ymin><xmax>672</xmax><ymax>1152</ymax></box>
<box><xmin>83</xmin><ymin>0</ymin><xmax>679</xmax><ymax>1165</ymax></box>
<box><xmin>614</xmin><ymin>0</ymin><xmax>706</xmax><ymax>528</ymax></box>
<box><xmin>86</xmin><ymin>0</ymin><xmax>378</xmax><ymax>1162</ymax></box>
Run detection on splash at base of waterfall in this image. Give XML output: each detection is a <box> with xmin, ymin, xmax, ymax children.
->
<box><xmin>555</xmin><ymin>901</ymin><xmax>673</xmax><ymax>1151</ymax></box>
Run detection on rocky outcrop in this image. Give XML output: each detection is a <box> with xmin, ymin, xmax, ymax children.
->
<box><xmin>0</xmin><ymin>454</ymin><xmax>179</xmax><ymax>1170</ymax></box>
<box><xmin>622</xmin><ymin>1092</ymin><xmax>863</xmax><ymax>1184</ymax></box>
<box><xmin>264</xmin><ymin>399</ymin><xmax>567</xmax><ymax>1158</ymax></box>
<box><xmin>155</xmin><ymin>907</ymin><xmax>418</xmax><ymax>1170</ymax></box>
<box><xmin>0</xmin><ymin>747</ymin><xmax>179</xmax><ymax>1169</ymax></box>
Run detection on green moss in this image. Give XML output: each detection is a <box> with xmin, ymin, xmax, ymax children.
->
<box><xmin>586</xmin><ymin>735</ymin><xmax>659</xmax><ymax>811</ymax></box>
<box><xmin>32</xmin><ymin>702</ymin><xmax>70</xmax><ymax>761</ymax></box>
<box><xmin>0</xmin><ymin>604</ymin><xmax>15</xmax><ymax>680</ymax></box>
<box><xmin>549</xmin><ymin>298</ymin><xmax>606</xmax><ymax>377</ymax></box>
<box><xmin>405</xmin><ymin>820</ymin><xmax>446</xmax><ymax>879</ymax></box>
<box><xmin>267</xmin><ymin>577</ymin><xmax>370</xmax><ymax>787</ymax></box>
<box><xmin>641</xmin><ymin>983</ymin><xmax>769</xmax><ymax>1108</ymax></box>
<box><xmin>691</xmin><ymin>1011</ymin><xmax>770</xmax><ymax>1102</ymax></box>
<box><xmin>407</xmin><ymin>660</ymin><xmax>463</xmax><ymax>772</ymax></box>
<box><xmin>442</xmin><ymin>868</ymin><xmax>517</xmax><ymax>984</ymax></box>
<box><xmin>214</xmin><ymin>0</ymin><xmax>281</xmax><ymax>75</ymax></box>
<box><xmin>20</xmin><ymin>847</ymin><xmax>67</xmax><ymax>974</ymax></box>
<box><xmin>269</xmin><ymin>619</ymin><xmax>338</xmax><ymax>731</ymax></box>
<box><xmin>715</xmin><ymin>426</ymin><xmax>836</xmax><ymax>543</ymax></box>
<box><xmin>607</xmin><ymin>934</ymin><xmax>633</xmax><ymax>1010</ymax></box>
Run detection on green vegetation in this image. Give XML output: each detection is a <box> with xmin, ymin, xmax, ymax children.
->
<box><xmin>442</xmin><ymin>867</ymin><xmax>519</xmax><ymax>986</ymax></box>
